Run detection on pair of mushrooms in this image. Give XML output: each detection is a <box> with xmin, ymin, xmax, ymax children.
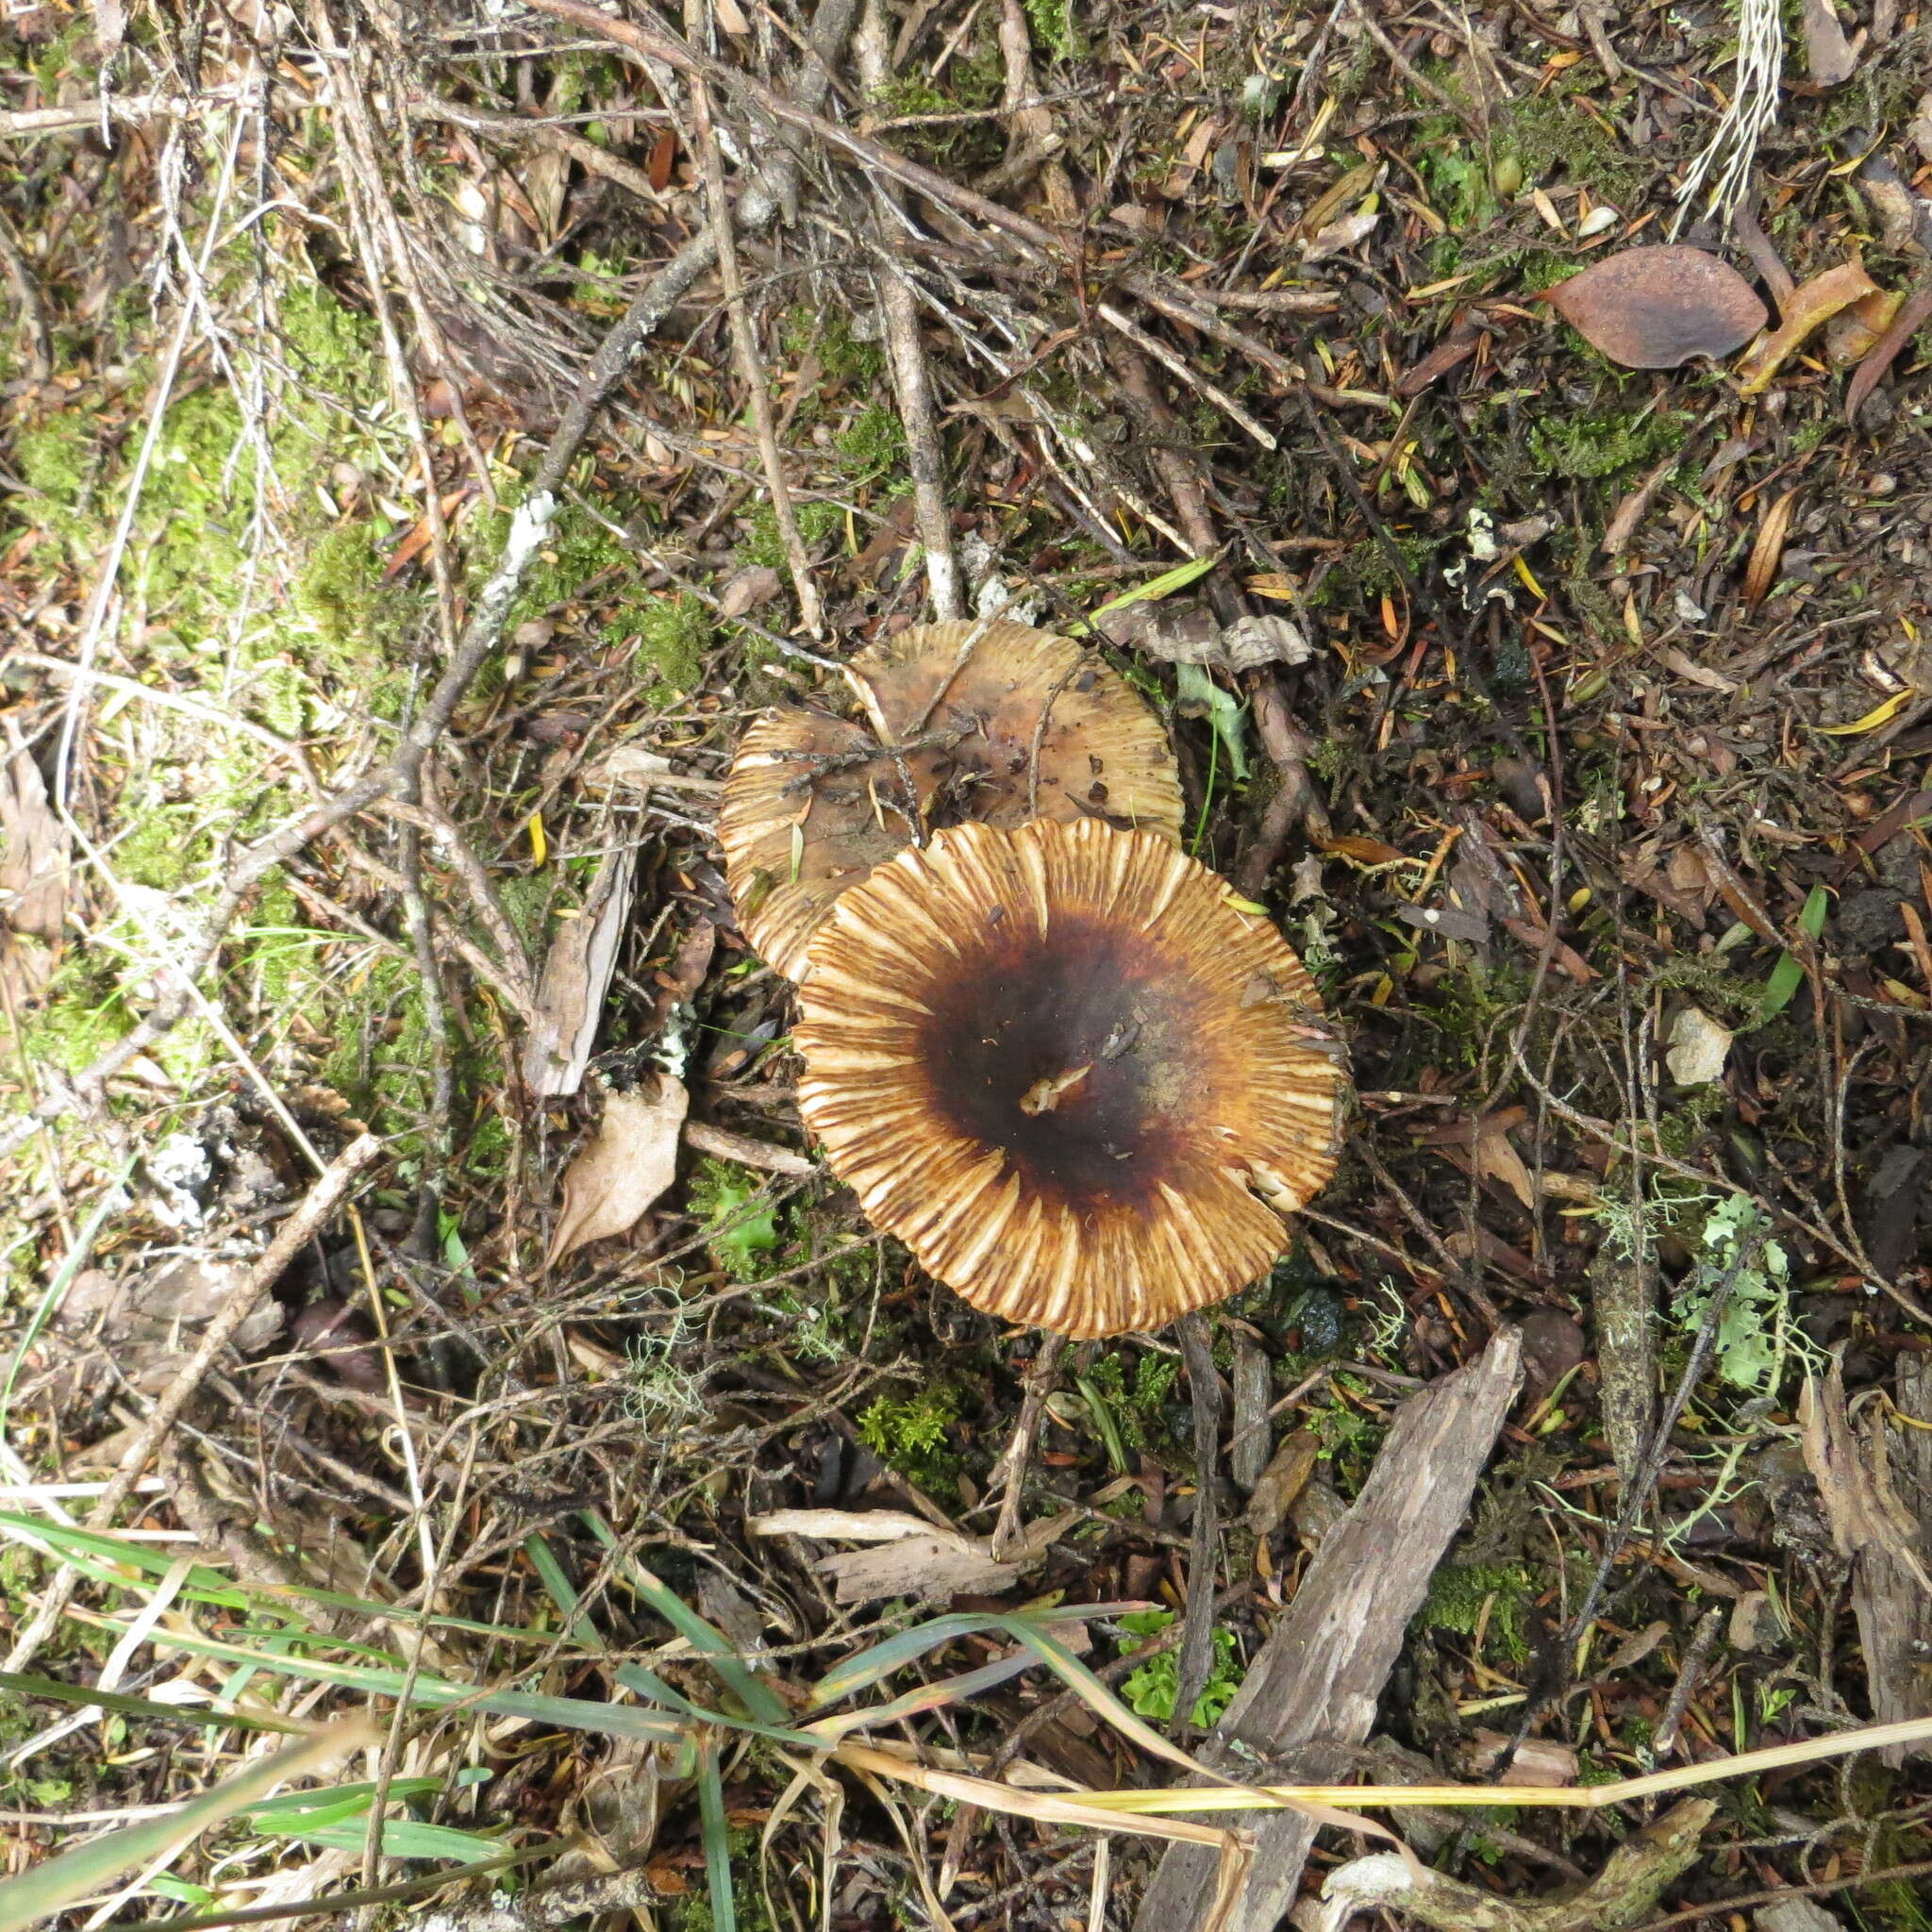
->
<box><xmin>720</xmin><ymin>620</ymin><xmax>1346</xmax><ymax>1340</ymax></box>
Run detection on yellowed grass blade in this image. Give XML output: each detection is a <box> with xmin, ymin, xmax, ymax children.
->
<box><xmin>1062</xmin><ymin>1710</ymin><xmax>1932</xmax><ymax>1816</ymax></box>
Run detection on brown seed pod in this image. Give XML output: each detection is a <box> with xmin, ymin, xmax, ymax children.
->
<box><xmin>795</xmin><ymin>817</ymin><xmax>1347</xmax><ymax>1337</ymax></box>
<box><xmin>718</xmin><ymin>620</ymin><xmax>1183</xmax><ymax>980</ymax></box>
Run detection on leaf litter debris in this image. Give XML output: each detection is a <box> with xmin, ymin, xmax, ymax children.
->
<box><xmin>3</xmin><ymin>0</ymin><xmax>1932</xmax><ymax>1925</ymax></box>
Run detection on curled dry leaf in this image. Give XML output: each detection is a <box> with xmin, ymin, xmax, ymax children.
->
<box><xmin>0</xmin><ymin>728</ymin><xmax>70</xmax><ymax>1012</ymax></box>
<box><xmin>748</xmin><ymin>1508</ymin><xmax>1026</xmax><ymax>1603</ymax></box>
<box><xmin>545</xmin><ymin>1074</ymin><xmax>690</xmax><ymax>1267</ymax></box>
<box><xmin>1095</xmin><ymin>602</ymin><xmax>1311</xmax><ymax>673</ymax></box>
<box><xmin>1848</xmin><ymin>275</ymin><xmax>1932</xmax><ymax>422</ymax></box>
<box><xmin>1742</xmin><ymin>490</ymin><xmax>1799</xmax><ymax>608</ymax></box>
<box><xmin>717</xmin><ymin>564</ymin><xmax>784</xmax><ymax>619</ymax></box>
<box><xmin>1737</xmin><ymin>257</ymin><xmax>1882</xmax><ymax>394</ymax></box>
<box><xmin>1665</xmin><ymin>1006</ymin><xmax>1733</xmax><ymax>1085</ymax></box>
<box><xmin>1545</xmin><ymin>245</ymin><xmax>1767</xmax><ymax>370</ymax></box>
<box><xmin>522</xmin><ymin>847</ymin><xmax>638</xmax><ymax>1098</ymax></box>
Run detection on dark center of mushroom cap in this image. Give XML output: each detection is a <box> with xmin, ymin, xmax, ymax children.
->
<box><xmin>912</xmin><ymin>911</ymin><xmax>1203</xmax><ymax>1211</ymax></box>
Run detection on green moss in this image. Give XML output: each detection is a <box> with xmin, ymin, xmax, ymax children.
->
<box><xmin>111</xmin><ymin>804</ymin><xmax>206</xmax><ymax>891</ymax></box>
<box><xmin>19</xmin><ymin>957</ymin><xmax>137</xmax><ymax>1074</ymax></box>
<box><xmin>317</xmin><ymin>956</ymin><xmax>435</xmax><ymax>1152</ymax></box>
<box><xmin>633</xmin><ymin>594</ymin><xmax>712</xmax><ymax>692</ymax></box>
<box><xmin>1081</xmin><ymin>1349</ymin><xmax>1181</xmax><ymax>1455</ymax></box>
<box><xmin>1420</xmin><ymin>1561</ymin><xmax>1535</xmax><ymax>1663</ymax></box>
<box><xmin>296</xmin><ymin>525</ymin><xmax>389</xmax><ymax>662</ymax></box>
<box><xmin>738</xmin><ymin>500</ymin><xmax>842</xmax><ymax>571</ymax></box>
<box><xmin>1500</xmin><ymin>91</ymin><xmax>1647</xmax><ymax>206</ymax></box>
<box><xmin>1530</xmin><ymin>406</ymin><xmax>1687</xmax><ymax>483</ymax></box>
<box><xmin>857</xmin><ymin>1384</ymin><xmax>964</xmax><ymax>1496</ymax></box>
<box><xmin>782</xmin><ymin>306</ymin><xmax>885</xmax><ymax>389</ymax></box>
<box><xmin>1023</xmin><ymin>0</ymin><xmax>1085</xmax><ymax>60</ymax></box>
<box><xmin>835</xmin><ymin>403</ymin><xmax>907</xmax><ymax>483</ymax></box>
<box><xmin>15</xmin><ymin>413</ymin><xmax>93</xmax><ymax>516</ymax></box>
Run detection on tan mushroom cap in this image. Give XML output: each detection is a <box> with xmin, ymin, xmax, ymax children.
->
<box><xmin>718</xmin><ymin>620</ymin><xmax>1183</xmax><ymax>980</ymax></box>
<box><xmin>795</xmin><ymin>816</ymin><xmax>1347</xmax><ymax>1338</ymax></box>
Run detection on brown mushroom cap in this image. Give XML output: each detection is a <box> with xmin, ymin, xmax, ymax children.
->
<box><xmin>718</xmin><ymin>620</ymin><xmax>1183</xmax><ymax>980</ymax></box>
<box><xmin>795</xmin><ymin>816</ymin><xmax>1346</xmax><ymax>1338</ymax></box>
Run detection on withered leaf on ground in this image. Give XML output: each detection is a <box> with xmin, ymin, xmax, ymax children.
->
<box><xmin>1665</xmin><ymin>1005</ymin><xmax>1733</xmax><ymax>1085</ymax></box>
<box><xmin>1545</xmin><ymin>245</ymin><xmax>1767</xmax><ymax>369</ymax></box>
<box><xmin>1801</xmin><ymin>0</ymin><xmax>1857</xmax><ymax>83</ymax></box>
<box><xmin>545</xmin><ymin>1074</ymin><xmax>690</xmax><ymax>1266</ymax></box>
<box><xmin>0</xmin><ymin>727</ymin><xmax>71</xmax><ymax>1012</ymax></box>
<box><xmin>522</xmin><ymin>845</ymin><xmax>638</xmax><ymax>1098</ymax></box>
<box><xmin>1848</xmin><ymin>275</ymin><xmax>1932</xmax><ymax>422</ymax></box>
<box><xmin>1737</xmin><ymin>257</ymin><xmax>1882</xmax><ymax>394</ymax></box>
<box><xmin>1800</xmin><ymin>1360</ymin><xmax>1929</xmax><ymax>1589</ymax></box>
<box><xmin>748</xmin><ymin>1508</ymin><xmax>1025</xmax><ymax>1604</ymax></box>
<box><xmin>1095</xmin><ymin>601</ymin><xmax>1309</xmax><ymax>673</ymax></box>
<box><xmin>717</xmin><ymin>564</ymin><xmax>783</xmax><ymax>618</ymax></box>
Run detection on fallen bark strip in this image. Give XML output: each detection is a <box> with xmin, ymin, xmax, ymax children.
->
<box><xmin>1129</xmin><ymin>1325</ymin><xmax>1523</xmax><ymax>1932</ymax></box>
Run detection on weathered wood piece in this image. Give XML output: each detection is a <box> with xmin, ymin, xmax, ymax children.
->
<box><xmin>1129</xmin><ymin>1326</ymin><xmax>1523</xmax><ymax>1932</ymax></box>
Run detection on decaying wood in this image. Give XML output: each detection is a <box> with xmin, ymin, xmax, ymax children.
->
<box><xmin>1826</xmin><ymin>1354</ymin><xmax>1932</xmax><ymax>1760</ymax></box>
<box><xmin>1590</xmin><ymin>1241</ymin><xmax>1656</xmax><ymax>1484</ymax></box>
<box><xmin>1312</xmin><ymin>1797</ymin><xmax>1714</xmax><ymax>1932</ymax></box>
<box><xmin>1129</xmin><ymin>1326</ymin><xmax>1523</xmax><ymax>1932</ymax></box>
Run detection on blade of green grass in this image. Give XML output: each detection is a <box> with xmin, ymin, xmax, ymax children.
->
<box><xmin>252</xmin><ymin>1821</ymin><xmax>505</xmax><ymax>1864</ymax></box>
<box><xmin>0</xmin><ymin>1721</ymin><xmax>370</xmax><ymax>1932</ymax></box>
<box><xmin>75</xmin><ymin>1616</ymin><xmax>689</xmax><ymax>1745</ymax></box>
<box><xmin>1074</xmin><ymin>553</ymin><xmax>1220</xmax><ymax>631</ymax></box>
<box><xmin>521</xmin><ymin>1534</ymin><xmax>602</xmax><ymax>1652</ymax></box>
<box><xmin>696</xmin><ymin>1739</ymin><xmax>737</xmax><ymax>1932</ymax></box>
<box><xmin>0</xmin><ymin>1513</ymin><xmax>554</xmax><ymax>1643</ymax></box>
<box><xmin>1759</xmin><ymin>884</ymin><xmax>1829</xmax><ymax>1021</ymax></box>
<box><xmin>808</xmin><ymin>1605</ymin><xmax>1128</xmax><ymax>1709</ymax></box>
<box><xmin>581</xmin><ymin>1512</ymin><xmax>788</xmax><ymax>1725</ymax></box>
<box><xmin>0</xmin><ymin>1669</ymin><xmax>308</xmax><ymax>1737</ymax></box>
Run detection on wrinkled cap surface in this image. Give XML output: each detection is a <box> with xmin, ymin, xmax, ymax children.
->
<box><xmin>719</xmin><ymin>621</ymin><xmax>1183</xmax><ymax>980</ymax></box>
<box><xmin>795</xmin><ymin>817</ymin><xmax>1347</xmax><ymax>1338</ymax></box>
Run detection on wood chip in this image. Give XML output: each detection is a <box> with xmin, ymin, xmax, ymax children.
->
<box><xmin>1130</xmin><ymin>1328</ymin><xmax>1523</xmax><ymax>1932</ymax></box>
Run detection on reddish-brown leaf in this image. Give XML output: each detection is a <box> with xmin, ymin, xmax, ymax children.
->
<box><xmin>1544</xmin><ymin>245</ymin><xmax>1768</xmax><ymax>369</ymax></box>
<box><xmin>1848</xmin><ymin>273</ymin><xmax>1932</xmax><ymax>421</ymax></box>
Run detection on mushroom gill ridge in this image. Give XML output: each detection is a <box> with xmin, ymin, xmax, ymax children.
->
<box><xmin>795</xmin><ymin>817</ymin><xmax>1346</xmax><ymax>1337</ymax></box>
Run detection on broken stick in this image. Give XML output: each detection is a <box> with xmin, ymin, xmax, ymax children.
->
<box><xmin>1129</xmin><ymin>1325</ymin><xmax>1523</xmax><ymax>1932</ymax></box>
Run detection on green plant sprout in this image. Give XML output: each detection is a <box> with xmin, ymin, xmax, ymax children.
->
<box><xmin>1117</xmin><ymin>1610</ymin><xmax>1242</xmax><ymax>1728</ymax></box>
<box><xmin>1674</xmin><ymin>1194</ymin><xmax>1794</xmax><ymax>1394</ymax></box>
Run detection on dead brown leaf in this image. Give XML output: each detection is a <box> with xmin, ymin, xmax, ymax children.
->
<box><xmin>1801</xmin><ymin>0</ymin><xmax>1857</xmax><ymax>84</ymax></box>
<box><xmin>1800</xmin><ymin>1360</ymin><xmax>1932</xmax><ymax>1592</ymax></box>
<box><xmin>749</xmin><ymin>1508</ymin><xmax>1025</xmax><ymax>1604</ymax></box>
<box><xmin>545</xmin><ymin>1074</ymin><xmax>690</xmax><ymax>1266</ymax></box>
<box><xmin>1095</xmin><ymin>601</ymin><xmax>1309</xmax><ymax>672</ymax></box>
<box><xmin>0</xmin><ymin>727</ymin><xmax>69</xmax><ymax>1013</ymax></box>
<box><xmin>1244</xmin><ymin>1428</ymin><xmax>1321</xmax><ymax>1537</ymax></box>
<box><xmin>1848</xmin><ymin>274</ymin><xmax>1932</xmax><ymax>421</ymax></box>
<box><xmin>1737</xmin><ymin>257</ymin><xmax>1882</xmax><ymax>394</ymax></box>
<box><xmin>522</xmin><ymin>847</ymin><xmax>639</xmax><ymax>1098</ymax></box>
<box><xmin>1743</xmin><ymin>490</ymin><xmax>1799</xmax><ymax>608</ymax></box>
<box><xmin>718</xmin><ymin>565</ymin><xmax>783</xmax><ymax>618</ymax></box>
<box><xmin>1544</xmin><ymin>245</ymin><xmax>1767</xmax><ymax>369</ymax></box>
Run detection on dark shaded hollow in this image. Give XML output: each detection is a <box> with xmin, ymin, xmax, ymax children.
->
<box><xmin>911</xmin><ymin>912</ymin><xmax>1205</xmax><ymax>1211</ymax></box>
